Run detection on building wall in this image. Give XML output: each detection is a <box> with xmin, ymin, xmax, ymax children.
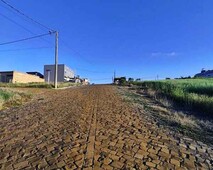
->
<box><xmin>44</xmin><ymin>65</ymin><xmax>65</xmax><ymax>83</ymax></box>
<box><xmin>12</xmin><ymin>71</ymin><xmax>44</xmax><ymax>83</ymax></box>
<box><xmin>44</xmin><ymin>64</ymin><xmax>74</xmax><ymax>83</ymax></box>
<box><xmin>64</xmin><ymin>65</ymin><xmax>74</xmax><ymax>79</ymax></box>
<box><xmin>0</xmin><ymin>72</ymin><xmax>13</xmax><ymax>83</ymax></box>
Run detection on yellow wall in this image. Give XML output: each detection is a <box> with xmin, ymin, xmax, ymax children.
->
<box><xmin>12</xmin><ymin>71</ymin><xmax>44</xmax><ymax>83</ymax></box>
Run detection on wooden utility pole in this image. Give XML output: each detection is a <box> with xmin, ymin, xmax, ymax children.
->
<box><xmin>54</xmin><ymin>31</ymin><xmax>58</xmax><ymax>89</ymax></box>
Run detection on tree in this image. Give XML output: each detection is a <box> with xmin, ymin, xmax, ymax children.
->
<box><xmin>120</xmin><ymin>77</ymin><xmax>127</xmax><ymax>85</ymax></box>
<box><xmin>128</xmin><ymin>78</ymin><xmax>134</xmax><ymax>82</ymax></box>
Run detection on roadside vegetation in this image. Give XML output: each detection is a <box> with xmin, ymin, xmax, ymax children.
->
<box><xmin>0</xmin><ymin>89</ymin><xmax>31</xmax><ymax>110</ymax></box>
<box><xmin>118</xmin><ymin>86</ymin><xmax>213</xmax><ymax>145</ymax></box>
<box><xmin>0</xmin><ymin>82</ymin><xmax>53</xmax><ymax>88</ymax></box>
<box><xmin>0</xmin><ymin>82</ymin><xmax>78</xmax><ymax>89</ymax></box>
<box><xmin>131</xmin><ymin>78</ymin><xmax>213</xmax><ymax>117</ymax></box>
<box><xmin>57</xmin><ymin>82</ymin><xmax>80</xmax><ymax>88</ymax></box>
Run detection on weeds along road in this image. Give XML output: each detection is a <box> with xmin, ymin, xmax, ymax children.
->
<box><xmin>0</xmin><ymin>85</ymin><xmax>212</xmax><ymax>170</ymax></box>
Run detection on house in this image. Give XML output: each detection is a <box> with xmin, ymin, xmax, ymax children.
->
<box><xmin>44</xmin><ymin>64</ymin><xmax>75</xmax><ymax>83</ymax></box>
<box><xmin>194</xmin><ymin>69</ymin><xmax>213</xmax><ymax>78</ymax></box>
<box><xmin>0</xmin><ymin>71</ymin><xmax>44</xmax><ymax>83</ymax></box>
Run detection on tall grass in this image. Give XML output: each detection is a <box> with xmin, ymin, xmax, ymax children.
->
<box><xmin>0</xmin><ymin>89</ymin><xmax>13</xmax><ymax>101</ymax></box>
<box><xmin>132</xmin><ymin>79</ymin><xmax>213</xmax><ymax>117</ymax></box>
<box><xmin>0</xmin><ymin>89</ymin><xmax>14</xmax><ymax>109</ymax></box>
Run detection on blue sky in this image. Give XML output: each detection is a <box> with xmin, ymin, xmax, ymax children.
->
<box><xmin>0</xmin><ymin>0</ymin><xmax>213</xmax><ymax>83</ymax></box>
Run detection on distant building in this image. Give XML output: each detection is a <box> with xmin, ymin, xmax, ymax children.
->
<box><xmin>81</xmin><ymin>78</ymin><xmax>90</xmax><ymax>85</ymax></box>
<box><xmin>44</xmin><ymin>64</ymin><xmax>75</xmax><ymax>83</ymax></box>
<box><xmin>27</xmin><ymin>72</ymin><xmax>44</xmax><ymax>78</ymax></box>
<box><xmin>114</xmin><ymin>77</ymin><xmax>126</xmax><ymax>85</ymax></box>
<box><xmin>0</xmin><ymin>71</ymin><xmax>44</xmax><ymax>83</ymax></box>
<box><xmin>194</xmin><ymin>69</ymin><xmax>213</xmax><ymax>78</ymax></box>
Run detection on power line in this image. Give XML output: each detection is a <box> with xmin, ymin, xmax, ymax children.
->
<box><xmin>0</xmin><ymin>12</ymin><xmax>53</xmax><ymax>45</ymax></box>
<box><xmin>0</xmin><ymin>0</ymin><xmax>53</xmax><ymax>31</ymax></box>
<box><xmin>0</xmin><ymin>0</ymin><xmax>112</xmax><ymax>76</ymax></box>
<box><xmin>0</xmin><ymin>32</ymin><xmax>53</xmax><ymax>45</ymax></box>
<box><xmin>0</xmin><ymin>46</ymin><xmax>53</xmax><ymax>52</ymax></box>
<box><xmin>90</xmin><ymin>78</ymin><xmax>112</xmax><ymax>81</ymax></box>
<box><xmin>0</xmin><ymin>12</ymin><xmax>33</xmax><ymax>34</ymax></box>
<box><xmin>75</xmin><ymin>67</ymin><xmax>112</xmax><ymax>74</ymax></box>
<box><xmin>60</xmin><ymin>38</ymin><xmax>95</xmax><ymax>65</ymax></box>
<box><xmin>0</xmin><ymin>3</ymin><xmax>47</xmax><ymax>33</ymax></box>
<box><xmin>60</xmin><ymin>38</ymin><xmax>113</xmax><ymax>74</ymax></box>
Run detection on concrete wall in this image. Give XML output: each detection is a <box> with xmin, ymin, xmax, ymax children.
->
<box><xmin>44</xmin><ymin>65</ymin><xmax>65</xmax><ymax>83</ymax></box>
<box><xmin>44</xmin><ymin>64</ymin><xmax>74</xmax><ymax>83</ymax></box>
<box><xmin>12</xmin><ymin>71</ymin><xmax>44</xmax><ymax>83</ymax></box>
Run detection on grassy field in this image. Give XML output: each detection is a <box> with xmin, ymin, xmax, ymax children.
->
<box><xmin>132</xmin><ymin>78</ymin><xmax>213</xmax><ymax>117</ymax></box>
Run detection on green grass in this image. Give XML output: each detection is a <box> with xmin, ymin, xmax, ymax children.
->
<box><xmin>0</xmin><ymin>82</ymin><xmax>53</xmax><ymax>88</ymax></box>
<box><xmin>132</xmin><ymin>78</ymin><xmax>213</xmax><ymax>117</ymax></box>
<box><xmin>0</xmin><ymin>82</ymin><xmax>79</xmax><ymax>89</ymax></box>
<box><xmin>57</xmin><ymin>82</ymin><xmax>78</xmax><ymax>88</ymax></box>
<box><xmin>0</xmin><ymin>89</ymin><xmax>13</xmax><ymax>101</ymax></box>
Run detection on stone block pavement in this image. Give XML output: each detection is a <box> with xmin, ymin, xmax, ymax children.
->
<box><xmin>0</xmin><ymin>85</ymin><xmax>212</xmax><ymax>169</ymax></box>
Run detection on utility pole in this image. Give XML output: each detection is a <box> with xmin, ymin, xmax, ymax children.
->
<box><xmin>54</xmin><ymin>31</ymin><xmax>58</xmax><ymax>89</ymax></box>
<box><xmin>113</xmin><ymin>70</ymin><xmax>116</xmax><ymax>83</ymax></box>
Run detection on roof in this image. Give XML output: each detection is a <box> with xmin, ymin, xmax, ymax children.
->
<box><xmin>0</xmin><ymin>71</ymin><xmax>14</xmax><ymax>74</ymax></box>
<box><xmin>44</xmin><ymin>64</ymin><xmax>65</xmax><ymax>67</ymax></box>
<box><xmin>27</xmin><ymin>72</ymin><xmax>44</xmax><ymax>78</ymax></box>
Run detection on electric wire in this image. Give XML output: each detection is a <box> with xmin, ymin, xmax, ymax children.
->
<box><xmin>0</xmin><ymin>32</ymin><xmax>53</xmax><ymax>45</ymax></box>
<box><xmin>60</xmin><ymin>38</ymin><xmax>113</xmax><ymax>74</ymax></box>
<box><xmin>0</xmin><ymin>0</ymin><xmax>113</xmax><ymax>80</ymax></box>
<box><xmin>0</xmin><ymin>12</ymin><xmax>34</xmax><ymax>34</ymax></box>
<box><xmin>0</xmin><ymin>46</ymin><xmax>53</xmax><ymax>52</ymax></box>
<box><xmin>0</xmin><ymin>3</ymin><xmax>47</xmax><ymax>32</ymax></box>
<box><xmin>0</xmin><ymin>12</ymin><xmax>54</xmax><ymax>45</ymax></box>
<box><xmin>75</xmin><ymin>68</ymin><xmax>112</xmax><ymax>74</ymax></box>
<box><xmin>0</xmin><ymin>0</ymin><xmax>53</xmax><ymax>31</ymax></box>
<box><xmin>60</xmin><ymin>38</ymin><xmax>95</xmax><ymax>65</ymax></box>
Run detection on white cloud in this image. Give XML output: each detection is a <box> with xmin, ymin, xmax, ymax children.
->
<box><xmin>151</xmin><ymin>52</ymin><xmax>178</xmax><ymax>57</ymax></box>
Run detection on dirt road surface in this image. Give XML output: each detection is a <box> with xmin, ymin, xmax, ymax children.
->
<box><xmin>0</xmin><ymin>85</ymin><xmax>212</xmax><ymax>169</ymax></box>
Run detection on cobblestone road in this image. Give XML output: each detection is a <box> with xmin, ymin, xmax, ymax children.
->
<box><xmin>0</xmin><ymin>85</ymin><xmax>212</xmax><ymax>169</ymax></box>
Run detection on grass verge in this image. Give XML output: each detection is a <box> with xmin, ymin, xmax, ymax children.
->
<box><xmin>0</xmin><ymin>82</ymin><xmax>79</xmax><ymax>89</ymax></box>
<box><xmin>118</xmin><ymin>86</ymin><xmax>213</xmax><ymax>145</ymax></box>
<box><xmin>0</xmin><ymin>89</ymin><xmax>31</xmax><ymax>110</ymax></box>
<box><xmin>131</xmin><ymin>79</ymin><xmax>213</xmax><ymax>117</ymax></box>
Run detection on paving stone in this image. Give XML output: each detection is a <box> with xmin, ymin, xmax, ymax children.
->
<box><xmin>170</xmin><ymin>158</ymin><xmax>180</xmax><ymax>167</ymax></box>
<box><xmin>146</xmin><ymin>161</ymin><xmax>156</xmax><ymax>168</ymax></box>
<box><xmin>13</xmin><ymin>160</ymin><xmax>29</xmax><ymax>169</ymax></box>
<box><xmin>0</xmin><ymin>86</ymin><xmax>212</xmax><ymax>170</ymax></box>
<box><xmin>110</xmin><ymin>160</ymin><xmax>124</xmax><ymax>169</ymax></box>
